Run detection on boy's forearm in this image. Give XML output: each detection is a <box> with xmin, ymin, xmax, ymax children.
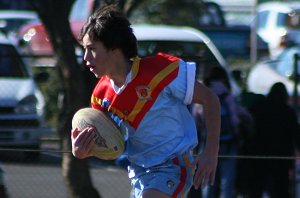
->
<box><xmin>203</xmin><ymin>93</ymin><xmax>220</xmax><ymax>156</ymax></box>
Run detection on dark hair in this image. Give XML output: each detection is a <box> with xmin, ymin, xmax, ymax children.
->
<box><xmin>204</xmin><ymin>66</ymin><xmax>231</xmax><ymax>91</ymax></box>
<box><xmin>79</xmin><ymin>5</ymin><xmax>137</xmax><ymax>59</ymax></box>
<box><xmin>267</xmin><ymin>82</ymin><xmax>288</xmax><ymax>104</ymax></box>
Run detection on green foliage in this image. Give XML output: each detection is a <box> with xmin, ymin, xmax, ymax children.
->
<box><xmin>129</xmin><ymin>0</ymin><xmax>205</xmax><ymax>28</ymax></box>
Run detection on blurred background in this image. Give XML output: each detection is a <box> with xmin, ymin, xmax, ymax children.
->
<box><xmin>0</xmin><ymin>0</ymin><xmax>300</xmax><ymax>197</ymax></box>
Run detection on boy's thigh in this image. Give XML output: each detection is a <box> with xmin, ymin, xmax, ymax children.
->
<box><xmin>142</xmin><ymin>189</ymin><xmax>171</xmax><ymax>198</ymax></box>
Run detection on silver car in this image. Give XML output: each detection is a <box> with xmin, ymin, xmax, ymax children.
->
<box><xmin>0</xmin><ymin>33</ymin><xmax>47</xmax><ymax>158</ymax></box>
<box><xmin>0</xmin><ymin>10</ymin><xmax>38</xmax><ymax>37</ymax></box>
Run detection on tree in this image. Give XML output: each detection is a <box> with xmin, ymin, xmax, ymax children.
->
<box><xmin>27</xmin><ymin>0</ymin><xmax>101</xmax><ymax>197</ymax></box>
<box><xmin>129</xmin><ymin>0</ymin><xmax>206</xmax><ymax>28</ymax></box>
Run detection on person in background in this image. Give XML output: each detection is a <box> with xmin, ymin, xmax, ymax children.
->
<box><xmin>201</xmin><ymin>66</ymin><xmax>240</xmax><ymax>198</ymax></box>
<box><xmin>71</xmin><ymin>5</ymin><xmax>221</xmax><ymax>198</ymax></box>
<box><xmin>249</xmin><ymin>82</ymin><xmax>300</xmax><ymax>198</ymax></box>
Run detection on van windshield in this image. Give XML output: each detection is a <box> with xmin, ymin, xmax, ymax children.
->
<box><xmin>0</xmin><ymin>44</ymin><xmax>29</xmax><ymax>78</ymax></box>
<box><xmin>137</xmin><ymin>41</ymin><xmax>206</xmax><ymax>57</ymax></box>
<box><xmin>137</xmin><ymin>40</ymin><xmax>222</xmax><ymax>80</ymax></box>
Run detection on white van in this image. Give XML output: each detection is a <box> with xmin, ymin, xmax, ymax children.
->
<box><xmin>132</xmin><ymin>24</ymin><xmax>241</xmax><ymax>96</ymax></box>
<box><xmin>257</xmin><ymin>2</ymin><xmax>300</xmax><ymax>58</ymax></box>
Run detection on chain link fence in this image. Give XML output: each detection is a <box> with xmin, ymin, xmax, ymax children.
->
<box><xmin>1</xmin><ymin>144</ymin><xmax>300</xmax><ymax>198</ymax></box>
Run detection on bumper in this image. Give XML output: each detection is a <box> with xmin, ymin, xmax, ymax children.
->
<box><xmin>0</xmin><ymin>127</ymin><xmax>51</xmax><ymax>147</ymax></box>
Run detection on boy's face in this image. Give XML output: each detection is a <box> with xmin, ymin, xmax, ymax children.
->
<box><xmin>82</xmin><ymin>34</ymin><xmax>112</xmax><ymax>78</ymax></box>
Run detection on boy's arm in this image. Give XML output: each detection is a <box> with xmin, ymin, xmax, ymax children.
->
<box><xmin>192</xmin><ymin>80</ymin><xmax>220</xmax><ymax>189</ymax></box>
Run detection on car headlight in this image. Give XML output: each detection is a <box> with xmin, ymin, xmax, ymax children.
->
<box><xmin>15</xmin><ymin>95</ymin><xmax>38</xmax><ymax>114</ymax></box>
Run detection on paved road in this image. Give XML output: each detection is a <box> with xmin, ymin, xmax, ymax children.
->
<box><xmin>0</xmin><ymin>150</ymin><xmax>131</xmax><ymax>198</ymax></box>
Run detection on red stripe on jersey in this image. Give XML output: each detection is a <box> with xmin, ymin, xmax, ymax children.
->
<box><xmin>91</xmin><ymin>53</ymin><xmax>180</xmax><ymax>129</ymax></box>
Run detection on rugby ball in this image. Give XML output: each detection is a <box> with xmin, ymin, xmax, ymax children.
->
<box><xmin>72</xmin><ymin>107</ymin><xmax>124</xmax><ymax>160</ymax></box>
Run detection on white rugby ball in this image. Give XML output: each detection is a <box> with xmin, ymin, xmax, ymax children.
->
<box><xmin>72</xmin><ymin>107</ymin><xmax>124</xmax><ymax>160</ymax></box>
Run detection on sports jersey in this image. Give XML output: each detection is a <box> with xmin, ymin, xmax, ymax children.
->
<box><xmin>91</xmin><ymin>53</ymin><xmax>197</xmax><ymax>168</ymax></box>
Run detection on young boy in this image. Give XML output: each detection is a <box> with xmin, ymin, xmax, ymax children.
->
<box><xmin>71</xmin><ymin>5</ymin><xmax>220</xmax><ymax>198</ymax></box>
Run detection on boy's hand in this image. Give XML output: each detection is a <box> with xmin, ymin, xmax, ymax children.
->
<box><xmin>192</xmin><ymin>152</ymin><xmax>218</xmax><ymax>189</ymax></box>
<box><xmin>71</xmin><ymin>127</ymin><xmax>97</xmax><ymax>159</ymax></box>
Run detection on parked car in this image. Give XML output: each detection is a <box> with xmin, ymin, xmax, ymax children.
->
<box><xmin>201</xmin><ymin>25</ymin><xmax>269</xmax><ymax>60</ymax></box>
<box><xmin>0</xmin><ymin>10</ymin><xmax>38</xmax><ymax>38</ymax></box>
<box><xmin>247</xmin><ymin>46</ymin><xmax>300</xmax><ymax>104</ymax></box>
<box><xmin>132</xmin><ymin>24</ymin><xmax>240</xmax><ymax>96</ymax></box>
<box><xmin>17</xmin><ymin>0</ymin><xmax>95</xmax><ymax>67</ymax></box>
<box><xmin>129</xmin><ymin>1</ymin><xmax>268</xmax><ymax>60</ymax></box>
<box><xmin>257</xmin><ymin>2</ymin><xmax>300</xmax><ymax>58</ymax></box>
<box><xmin>18</xmin><ymin>0</ymin><xmax>268</xmax><ymax>69</ymax></box>
<box><xmin>0</xmin><ymin>33</ymin><xmax>48</xmax><ymax>159</ymax></box>
<box><xmin>0</xmin><ymin>165</ymin><xmax>7</xmax><ymax>198</ymax></box>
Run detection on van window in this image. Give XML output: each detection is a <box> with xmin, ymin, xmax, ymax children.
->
<box><xmin>257</xmin><ymin>11</ymin><xmax>269</xmax><ymax>29</ymax></box>
<box><xmin>277</xmin><ymin>12</ymin><xmax>288</xmax><ymax>28</ymax></box>
<box><xmin>137</xmin><ymin>40</ymin><xmax>221</xmax><ymax>80</ymax></box>
<box><xmin>137</xmin><ymin>41</ymin><xmax>206</xmax><ymax>57</ymax></box>
<box><xmin>0</xmin><ymin>45</ymin><xmax>29</xmax><ymax>78</ymax></box>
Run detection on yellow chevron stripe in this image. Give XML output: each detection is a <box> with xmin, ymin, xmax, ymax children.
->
<box><xmin>128</xmin><ymin>60</ymin><xmax>179</xmax><ymax>122</ymax></box>
<box><xmin>109</xmin><ymin>106</ymin><xmax>127</xmax><ymax>120</ymax></box>
<box><xmin>181</xmin><ymin>152</ymin><xmax>194</xmax><ymax>198</ymax></box>
<box><xmin>91</xmin><ymin>95</ymin><xmax>127</xmax><ymax>120</ymax></box>
<box><xmin>91</xmin><ymin>95</ymin><xmax>102</xmax><ymax>106</ymax></box>
<box><xmin>182</xmin><ymin>153</ymin><xmax>192</xmax><ymax>167</ymax></box>
<box><xmin>131</xmin><ymin>56</ymin><xmax>141</xmax><ymax>80</ymax></box>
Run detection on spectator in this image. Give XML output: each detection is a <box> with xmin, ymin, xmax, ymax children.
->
<box><xmin>249</xmin><ymin>82</ymin><xmax>300</xmax><ymax>198</ymax></box>
<box><xmin>201</xmin><ymin>66</ymin><xmax>240</xmax><ymax>198</ymax></box>
<box><xmin>234</xmin><ymin>91</ymin><xmax>260</xmax><ymax>197</ymax></box>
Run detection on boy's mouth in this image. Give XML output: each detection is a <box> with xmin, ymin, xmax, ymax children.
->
<box><xmin>86</xmin><ymin>64</ymin><xmax>95</xmax><ymax>69</ymax></box>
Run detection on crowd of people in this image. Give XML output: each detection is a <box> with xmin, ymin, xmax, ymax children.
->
<box><xmin>237</xmin><ymin>82</ymin><xmax>300</xmax><ymax>198</ymax></box>
<box><xmin>189</xmin><ymin>69</ymin><xmax>300</xmax><ymax>198</ymax></box>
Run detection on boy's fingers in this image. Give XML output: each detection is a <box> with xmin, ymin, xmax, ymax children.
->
<box><xmin>72</xmin><ymin>128</ymin><xmax>80</xmax><ymax>139</ymax></box>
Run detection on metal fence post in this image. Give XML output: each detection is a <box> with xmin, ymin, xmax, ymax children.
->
<box><xmin>293</xmin><ymin>53</ymin><xmax>299</xmax><ymax>110</ymax></box>
<box><xmin>293</xmin><ymin>52</ymin><xmax>300</xmax><ymax>198</ymax></box>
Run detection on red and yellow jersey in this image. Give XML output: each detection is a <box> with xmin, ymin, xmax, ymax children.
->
<box><xmin>91</xmin><ymin>53</ymin><xmax>197</xmax><ymax>167</ymax></box>
<box><xmin>91</xmin><ymin>53</ymin><xmax>180</xmax><ymax>129</ymax></box>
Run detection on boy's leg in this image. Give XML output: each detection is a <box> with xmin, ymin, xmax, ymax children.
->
<box><xmin>143</xmin><ymin>189</ymin><xmax>171</xmax><ymax>198</ymax></box>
